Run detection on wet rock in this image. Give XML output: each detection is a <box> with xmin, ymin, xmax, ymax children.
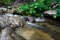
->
<box><xmin>16</xmin><ymin>25</ymin><xmax>54</xmax><ymax>40</ymax></box>
<box><xmin>20</xmin><ymin>16</ymin><xmax>28</xmax><ymax>21</ymax></box>
<box><xmin>26</xmin><ymin>21</ymin><xmax>50</xmax><ymax>32</ymax></box>
<box><xmin>0</xmin><ymin>14</ymin><xmax>26</xmax><ymax>31</ymax></box>
<box><xmin>0</xmin><ymin>17</ymin><xmax>9</xmax><ymax>30</ymax></box>
<box><xmin>1</xmin><ymin>27</ymin><xmax>14</xmax><ymax>40</ymax></box>
<box><xmin>4</xmin><ymin>14</ymin><xmax>13</xmax><ymax>17</ymax></box>
<box><xmin>35</xmin><ymin>17</ymin><xmax>45</xmax><ymax>22</ymax></box>
<box><xmin>0</xmin><ymin>27</ymin><xmax>25</xmax><ymax>40</ymax></box>
<box><xmin>28</xmin><ymin>16</ymin><xmax>35</xmax><ymax>23</ymax></box>
<box><xmin>8</xmin><ymin>15</ymin><xmax>25</xmax><ymax>28</ymax></box>
<box><xmin>52</xmin><ymin>31</ymin><xmax>60</xmax><ymax>40</ymax></box>
<box><xmin>12</xmin><ymin>32</ymin><xmax>26</xmax><ymax>40</ymax></box>
<box><xmin>51</xmin><ymin>3</ymin><xmax>60</xmax><ymax>9</ymax></box>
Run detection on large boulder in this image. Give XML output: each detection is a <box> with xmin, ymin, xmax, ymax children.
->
<box><xmin>8</xmin><ymin>15</ymin><xmax>25</xmax><ymax>28</ymax></box>
<box><xmin>0</xmin><ymin>16</ymin><xmax>9</xmax><ymax>30</ymax></box>
<box><xmin>1</xmin><ymin>27</ymin><xmax>26</xmax><ymax>40</ymax></box>
<box><xmin>0</xmin><ymin>14</ymin><xmax>25</xmax><ymax>31</ymax></box>
<box><xmin>1</xmin><ymin>27</ymin><xmax>14</xmax><ymax>40</ymax></box>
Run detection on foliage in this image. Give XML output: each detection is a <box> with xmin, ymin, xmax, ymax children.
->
<box><xmin>56</xmin><ymin>0</ymin><xmax>60</xmax><ymax>17</ymax></box>
<box><xmin>57</xmin><ymin>8</ymin><xmax>60</xmax><ymax>17</ymax></box>
<box><xmin>18</xmin><ymin>0</ymin><xmax>47</xmax><ymax>16</ymax></box>
<box><xmin>0</xmin><ymin>0</ymin><xmax>15</xmax><ymax>5</ymax></box>
<box><xmin>18</xmin><ymin>0</ymin><xmax>60</xmax><ymax>17</ymax></box>
<box><xmin>57</xmin><ymin>0</ymin><xmax>60</xmax><ymax>4</ymax></box>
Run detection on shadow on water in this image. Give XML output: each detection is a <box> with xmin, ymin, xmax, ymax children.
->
<box><xmin>26</xmin><ymin>17</ymin><xmax>60</xmax><ymax>40</ymax></box>
<box><xmin>44</xmin><ymin>15</ymin><xmax>60</xmax><ymax>27</ymax></box>
<box><xmin>26</xmin><ymin>22</ymin><xmax>50</xmax><ymax>32</ymax></box>
<box><xmin>51</xmin><ymin>31</ymin><xmax>60</xmax><ymax>40</ymax></box>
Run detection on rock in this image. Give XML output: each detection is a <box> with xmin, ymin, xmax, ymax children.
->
<box><xmin>35</xmin><ymin>17</ymin><xmax>45</xmax><ymax>22</ymax></box>
<box><xmin>0</xmin><ymin>8</ymin><xmax>7</xmax><ymax>11</ymax></box>
<box><xmin>12</xmin><ymin>32</ymin><xmax>26</xmax><ymax>40</ymax></box>
<box><xmin>0</xmin><ymin>7</ymin><xmax>8</xmax><ymax>13</ymax></box>
<box><xmin>28</xmin><ymin>16</ymin><xmax>35</xmax><ymax>23</ymax></box>
<box><xmin>8</xmin><ymin>15</ymin><xmax>25</xmax><ymax>28</ymax></box>
<box><xmin>1</xmin><ymin>27</ymin><xmax>14</xmax><ymax>40</ymax></box>
<box><xmin>44</xmin><ymin>10</ymin><xmax>57</xmax><ymax>15</ymax></box>
<box><xmin>7</xmin><ymin>6</ymin><xmax>12</xmax><ymax>9</ymax></box>
<box><xmin>4</xmin><ymin>13</ymin><xmax>13</xmax><ymax>17</ymax></box>
<box><xmin>0</xmin><ymin>27</ymin><xmax>26</xmax><ymax>40</ymax></box>
<box><xmin>20</xmin><ymin>16</ymin><xmax>28</xmax><ymax>21</ymax></box>
<box><xmin>0</xmin><ymin>14</ymin><xmax>26</xmax><ymax>31</ymax></box>
<box><xmin>0</xmin><ymin>17</ymin><xmax>9</xmax><ymax>30</ymax></box>
<box><xmin>26</xmin><ymin>21</ymin><xmax>44</xmax><ymax>29</ymax></box>
<box><xmin>16</xmin><ymin>24</ymin><xmax>54</xmax><ymax>40</ymax></box>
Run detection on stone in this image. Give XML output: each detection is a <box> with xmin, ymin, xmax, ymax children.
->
<box><xmin>44</xmin><ymin>10</ymin><xmax>57</xmax><ymax>15</ymax></box>
<box><xmin>0</xmin><ymin>17</ymin><xmax>9</xmax><ymax>30</ymax></box>
<box><xmin>1</xmin><ymin>27</ymin><xmax>14</xmax><ymax>40</ymax></box>
<box><xmin>0</xmin><ymin>7</ymin><xmax>8</xmax><ymax>13</ymax></box>
<box><xmin>8</xmin><ymin>15</ymin><xmax>25</xmax><ymax>28</ymax></box>
<box><xmin>35</xmin><ymin>17</ymin><xmax>45</xmax><ymax>22</ymax></box>
<box><xmin>0</xmin><ymin>14</ymin><xmax>26</xmax><ymax>31</ymax></box>
<box><xmin>0</xmin><ymin>27</ymin><xmax>26</xmax><ymax>40</ymax></box>
<box><xmin>20</xmin><ymin>16</ymin><xmax>28</xmax><ymax>21</ymax></box>
<box><xmin>12</xmin><ymin>32</ymin><xmax>26</xmax><ymax>40</ymax></box>
<box><xmin>28</xmin><ymin>16</ymin><xmax>35</xmax><ymax>23</ymax></box>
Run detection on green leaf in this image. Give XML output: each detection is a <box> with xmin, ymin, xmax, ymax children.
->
<box><xmin>53</xmin><ymin>15</ymin><xmax>57</xmax><ymax>18</ymax></box>
<box><xmin>57</xmin><ymin>0</ymin><xmax>60</xmax><ymax>4</ymax></box>
<box><xmin>57</xmin><ymin>9</ymin><xmax>60</xmax><ymax>17</ymax></box>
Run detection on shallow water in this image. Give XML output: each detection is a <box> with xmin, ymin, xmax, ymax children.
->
<box><xmin>0</xmin><ymin>14</ymin><xmax>60</xmax><ymax>40</ymax></box>
<box><xmin>16</xmin><ymin>19</ymin><xmax>60</xmax><ymax>40</ymax></box>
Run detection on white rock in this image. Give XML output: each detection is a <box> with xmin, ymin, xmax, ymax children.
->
<box><xmin>35</xmin><ymin>17</ymin><xmax>45</xmax><ymax>22</ymax></box>
<box><xmin>44</xmin><ymin>10</ymin><xmax>57</xmax><ymax>15</ymax></box>
<box><xmin>0</xmin><ymin>8</ymin><xmax>7</xmax><ymax>11</ymax></box>
<box><xmin>4</xmin><ymin>14</ymin><xmax>13</xmax><ymax>17</ymax></box>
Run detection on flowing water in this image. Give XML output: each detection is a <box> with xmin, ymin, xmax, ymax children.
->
<box><xmin>0</xmin><ymin>13</ymin><xmax>60</xmax><ymax>40</ymax></box>
<box><xmin>16</xmin><ymin>18</ymin><xmax>60</xmax><ymax>40</ymax></box>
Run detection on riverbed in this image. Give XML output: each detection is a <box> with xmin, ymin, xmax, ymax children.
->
<box><xmin>16</xmin><ymin>18</ymin><xmax>60</xmax><ymax>40</ymax></box>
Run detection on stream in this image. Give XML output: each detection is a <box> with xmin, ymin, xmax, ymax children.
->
<box><xmin>0</xmin><ymin>13</ymin><xmax>60</xmax><ymax>40</ymax></box>
<box><xmin>16</xmin><ymin>17</ymin><xmax>60</xmax><ymax>40</ymax></box>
